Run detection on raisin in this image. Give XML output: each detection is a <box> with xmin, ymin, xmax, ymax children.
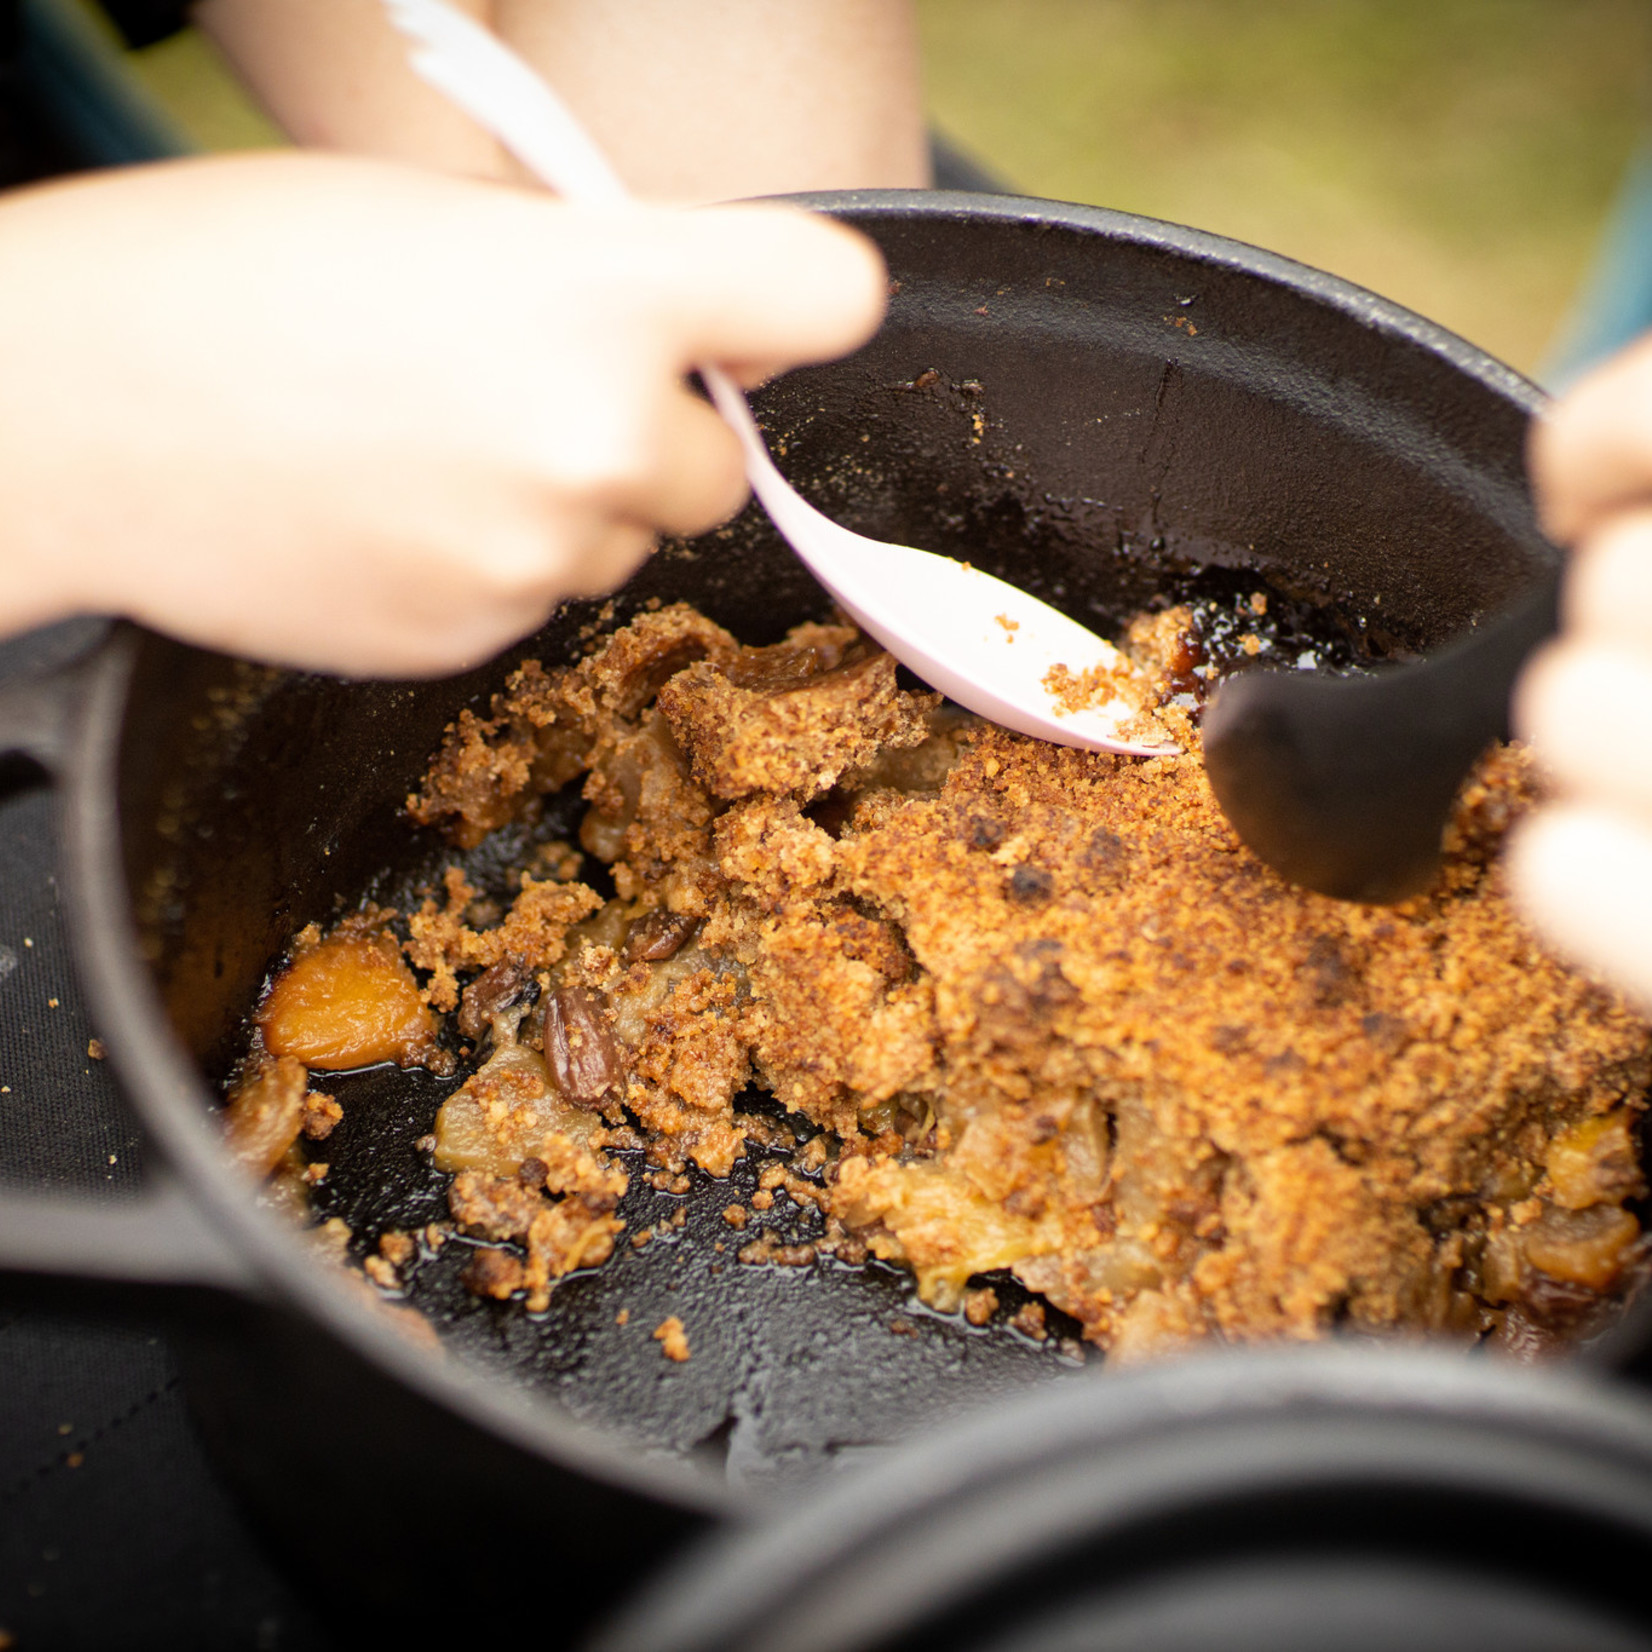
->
<box><xmin>623</xmin><ymin>910</ymin><xmax>702</xmax><ymax>964</ymax></box>
<box><xmin>456</xmin><ymin>957</ymin><xmax>534</xmax><ymax>1042</ymax></box>
<box><xmin>543</xmin><ymin>985</ymin><xmax>622</xmax><ymax>1106</ymax></box>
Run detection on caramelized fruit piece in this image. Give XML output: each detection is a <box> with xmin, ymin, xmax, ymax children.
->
<box><xmin>1545</xmin><ymin>1112</ymin><xmax>1641</xmax><ymax>1210</ymax></box>
<box><xmin>260</xmin><ymin>933</ymin><xmax>436</xmax><ymax>1070</ymax></box>
<box><xmin>434</xmin><ymin>1042</ymin><xmax>597</xmax><ymax>1175</ymax></box>
<box><xmin>223</xmin><ymin>1055</ymin><xmax>308</xmax><ymax>1174</ymax></box>
<box><xmin>1522</xmin><ymin>1204</ymin><xmax>1640</xmax><ymax>1291</ymax></box>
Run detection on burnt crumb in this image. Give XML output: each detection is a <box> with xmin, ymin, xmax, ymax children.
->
<box><xmin>363</xmin><ymin>1252</ymin><xmax>399</xmax><ymax>1291</ymax></box>
<box><xmin>1009</xmin><ymin>1301</ymin><xmax>1048</xmax><ymax>1342</ymax></box>
<box><xmin>737</xmin><ymin>1234</ymin><xmax>817</xmax><ymax>1267</ymax></box>
<box><xmin>1081</xmin><ymin>828</ymin><xmax>1127</xmax><ymax>878</ymax></box>
<box><xmin>301</xmin><ymin>1091</ymin><xmax>342</xmax><ymax>1141</ymax></box>
<box><xmin>464</xmin><ymin>1246</ymin><xmax>526</xmax><ymax>1300</ymax></box>
<box><xmin>1301</xmin><ymin>934</ymin><xmax>1361</xmax><ymax>1008</ymax></box>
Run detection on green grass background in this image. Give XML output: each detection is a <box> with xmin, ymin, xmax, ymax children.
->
<box><xmin>917</xmin><ymin>0</ymin><xmax>1650</xmax><ymax>376</ymax></box>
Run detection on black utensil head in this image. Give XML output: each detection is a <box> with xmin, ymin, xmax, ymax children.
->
<box><xmin>1201</xmin><ymin>666</ymin><xmax>1466</xmax><ymax>904</ymax></box>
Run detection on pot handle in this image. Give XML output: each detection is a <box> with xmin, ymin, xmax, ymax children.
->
<box><xmin>0</xmin><ymin>1171</ymin><xmax>254</xmax><ymax>1291</ymax></box>
<box><xmin>0</xmin><ymin>651</ymin><xmax>260</xmax><ymax>1296</ymax></box>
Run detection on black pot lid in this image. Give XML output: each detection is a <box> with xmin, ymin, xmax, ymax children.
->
<box><xmin>589</xmin><ymin>1342</ymin><xmax>1652</xmax><ymax>1652</ymax></box>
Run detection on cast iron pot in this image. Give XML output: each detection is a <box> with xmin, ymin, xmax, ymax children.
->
<box><xmin>0</xmin><ymin>191</ymin><xmax>1641</xmax><ymax>1637</ymax></box>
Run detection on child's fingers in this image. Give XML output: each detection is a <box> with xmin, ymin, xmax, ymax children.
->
<box><xmin>1530</xmin><ymin>331</ymin><xmax>1652</xmax><ymax>545</ymax></box>
<box><xmin>1507</xmin><ymin>804</ymin><xmax>1652</xmax><ymax>1013</ymax></box>
<box><xmin>1563</xmin><ymin>507</ymin><xmax>1652</xmax><ymax>648</ymax></box>
<box><xmin>1516</xmin><ymin>639</ymin><xmax>1652</xmax><ymax>820</ymax></box>
<box><xmin>632</xmin><ymin>204</ymin><xmax>888</xmax><ymax>375</ymax></box>
<box><xmin>634</xmin><ymin>386</ymin><xmax>750</xmax><ymax>538</ymax></box>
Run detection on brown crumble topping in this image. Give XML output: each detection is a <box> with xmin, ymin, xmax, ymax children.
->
<box><xmin>235</xmin><ymin>601</ymin><xmax>1652</xmax><ymax>1363</ymax></box>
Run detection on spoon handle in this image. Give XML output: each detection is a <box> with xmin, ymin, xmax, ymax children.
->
<box><xmin>385</xmin><ymin>0</ymin><xmax>875</xmax><ymax>586</ymax></box>
<box><xmin>386</xmin><ymin>0</ymin><xmax>629</xmax><ymax>204</ymax></box>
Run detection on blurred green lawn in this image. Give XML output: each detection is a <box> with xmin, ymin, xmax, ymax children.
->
<box><xmin>917</xmin><ymin>0</ymin><xmax>1650</xmax><ymax>377</ymax></box>
<box><xmin>128</xmin><ymin>0</ymin><xmax>1647</xmax><ymax>379</ymax></box>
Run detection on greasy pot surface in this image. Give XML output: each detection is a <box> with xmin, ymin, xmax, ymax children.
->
<box><xmin>61</xmin><ymin>193</ymin><xmax>1570</xmax><ymax>1608</ymax></box>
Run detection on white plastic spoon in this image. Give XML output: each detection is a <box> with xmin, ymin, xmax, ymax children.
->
<box><xmin>384</xmin><ymin>0</ymin><xmax>1178</xmax><ymax>757</ymax></box>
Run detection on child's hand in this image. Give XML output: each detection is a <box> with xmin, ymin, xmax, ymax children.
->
<box><xmin>1510</xmin><ymin>334</ymin><xmax>1652</xmax><ymax>1006</ymax></box>
<box><xmin>0</xmin><ymin>152</ymin><xmax>885</xmax><ymax>675</ymax></box>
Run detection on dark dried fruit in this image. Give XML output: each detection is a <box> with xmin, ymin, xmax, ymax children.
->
<box><xmin>1301</xmin><ymin>934</ymin><xmax>1360</xmax><ymax>1008</ymax></box>
<box><xmin>1520</xmin><ymin>1268</ymin><xmax>1602</xmax><ymax>1331</ymax></box>
<box><xmin>623</xmin><ymin>910</ymin><xmax>702</xmax><ymax>964</ymax></box>
<box><xmin>1008</xmin><ymin>865</ymin><xmax>1053</xmax><ymax>903</ymax></box>
<box><xmin>543</xmin><ymin>985</ymin><xmax>622</xmax><ymax>1106</ymax></box>
<box><xmin>966</xmin><ymin>814</ymin><xmax>1006</xmax><ymax>851</ymax></box>
<box><xmin>456</xmin><ymin>957</ymin><xmax>533</xmax><ymax>1042</ymax></box>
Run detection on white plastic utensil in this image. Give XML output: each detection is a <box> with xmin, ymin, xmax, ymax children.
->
<box><xmin>384</xmin><ymin>0</ymin><xmax>1178</xmax><ymax>757</ymax></box>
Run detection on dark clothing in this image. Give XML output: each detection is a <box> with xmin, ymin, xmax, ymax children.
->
<box><xmin>99</xmin><ymin>0</ymin><xmax>190</xmax><ymax>48</ymax></box>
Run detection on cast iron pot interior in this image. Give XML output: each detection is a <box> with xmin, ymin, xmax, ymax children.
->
<box><xmin>16</xmin><ymin>191</ymin><xmax>1613</xmax><ymax>1627</ymax></box>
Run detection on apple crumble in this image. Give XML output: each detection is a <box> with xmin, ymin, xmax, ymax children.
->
<box><xmin>230</xmin><ymin>601</ymin><xmax>1652</xmax><ymax>1362</ymax></box>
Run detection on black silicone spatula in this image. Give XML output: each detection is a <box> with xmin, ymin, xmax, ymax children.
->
<box><xmin>1200</xmin><ymin>566</ymin><xmax>1562</xmax><ymax>903</ymax></box>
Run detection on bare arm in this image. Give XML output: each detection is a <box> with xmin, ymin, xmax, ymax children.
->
<box><xmin>193</xmin><ymin>0</ymin><xmax>930</xmax><ymax>201</ymax></box>
<box><xmin>491</xmin><ymin>0</ymin><xmax>929</xmax><ymax>201</ymax></box>
<box><xmin>193</xmin><ymin>0</ymin><xmax>512</xmax><ymax>176</ymax></box>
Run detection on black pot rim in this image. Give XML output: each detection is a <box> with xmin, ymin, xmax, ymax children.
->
<box><xmin>589</xmin><ymin>1341</ymin><xmax>1652</xmax><ymax>1652</ymax></box>
<box><xmin>58</xmin><ymin>188</ymin><xmax>1559</xmax><ymax>1518</ymax></box>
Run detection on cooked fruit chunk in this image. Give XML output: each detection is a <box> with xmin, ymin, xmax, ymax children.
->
<box><xmin>259</xmin><ymin>933</ymin><xmax>436</xmax><ymax>1070</ymax></box>
<box><xmin>223</xmin><ymin>1055</ymin><xmax>309</xmax><ymax>1174</ymax></box>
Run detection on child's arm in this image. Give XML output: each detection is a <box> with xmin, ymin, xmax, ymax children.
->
<box><xmin>193</xmin><ymin>0</ymin><xmax>930</xmax><ymax>202</ymax></box>
<box><xmin>192</xmin><ymin>0</ymin><xmax>512</xmax><ymax>176</ymax></box>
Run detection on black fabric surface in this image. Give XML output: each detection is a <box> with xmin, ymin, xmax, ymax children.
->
<box><xmin>0</xmin><ymin>622</ymin><xmax>329</xmax><ymax>1651</ymax></box>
